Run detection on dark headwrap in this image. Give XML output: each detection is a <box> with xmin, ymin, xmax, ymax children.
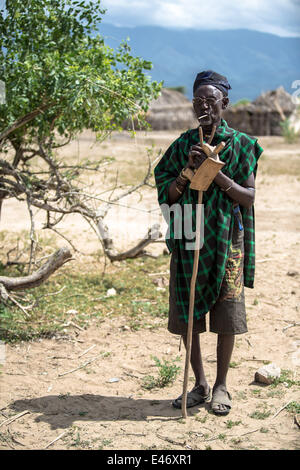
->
<box><xmin>193</xmin><ymin>70</ymin><xmax>232</xmax><ymax>96</ymax></box>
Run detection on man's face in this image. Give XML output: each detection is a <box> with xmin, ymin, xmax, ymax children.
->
<box><xmin>192</xmin><ymin>85</ymin><xmax>228</xmax><ymax>127</ymax></box>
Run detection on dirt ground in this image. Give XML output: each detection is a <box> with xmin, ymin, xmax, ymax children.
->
<box><xmin>0</xmin><ymin>130</ymin><xmax>299</xmax><ymax>451</ymax></box>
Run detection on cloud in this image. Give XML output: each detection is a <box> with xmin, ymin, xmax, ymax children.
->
<box><xmin>101</xmin><ymin>0</ymin><xmax>300</xmax><ymax>36</ymax></box>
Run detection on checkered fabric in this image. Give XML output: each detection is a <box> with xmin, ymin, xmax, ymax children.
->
<box><xmin>154</xmin><ymin>119</ymin><xmax>263</xmax><ymax>322</ymax></box>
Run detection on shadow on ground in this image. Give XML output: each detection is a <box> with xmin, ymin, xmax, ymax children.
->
<box><xmin>10</xmin><ymin>394</ymin><xmax>210</xmax><ymax>429</ymax></box>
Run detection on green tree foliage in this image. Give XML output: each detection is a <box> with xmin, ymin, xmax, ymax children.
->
<box><xmin>0</xmin><ymin>0</ymin><xmax>162</xmax><ymax>276</ymax></box>
<box><xmin>0</xmin><ymin>0</ymin><xmax>161</xmax><ymax>146</ymax></box>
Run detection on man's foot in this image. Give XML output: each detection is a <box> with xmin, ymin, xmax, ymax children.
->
<box><xmin>211</xmin><ymin>386</ymin><xmax>232</xmax><ymax>416</ymax></box>
<box><xmin>172</xmin><ymin>385</ymin><xmax>211</xmax><ymax>409</ymax></box>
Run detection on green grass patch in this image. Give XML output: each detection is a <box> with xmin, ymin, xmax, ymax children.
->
<box><xmin>0</xmin><ymin>254</ymin><xmax>170</xmax><ymax>343</ymax></box>
<box><xmin>226</xmin><ymin>419</ymin><xmax>242</xmax><ymax>429</ymax></box>
<box><xmin>286</xmin><ymin>401</ymin><xmax>300</xmax><ymax>414</ymax></box>
<box><xmin>270</xmin><ymin>369</ymin><xmax>300</xmax><ymax>388</ymax></box>
<box><xmin>249</xmin><ymin>410</ymin><xmax>272</xmax><ymax>420</ymax></box>
<box><xmin>142</xmin><ymin>355</ymin><xmax>181</xmax><ymax>390</ymax></box>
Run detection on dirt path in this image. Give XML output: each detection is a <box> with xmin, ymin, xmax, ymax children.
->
<box><xmin>0</xmin><ymin>132</ymin><xmax>299</xmax><ymax>451</ymax></box>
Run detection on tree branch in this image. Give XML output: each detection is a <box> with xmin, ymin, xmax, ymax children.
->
<box><xmin>0</xmin><ymin>102</ymin><xmax>50</xmax><ymax>146</ymax></box>
<box><xmin>0</xmin><ymin>247</ymin><xmax>72</xmax><ymax>291</ymax></box>
<box><xmin>95</xmin><ymin>218</ymin><xmax>162</xmax><ymax>261</ymax></box>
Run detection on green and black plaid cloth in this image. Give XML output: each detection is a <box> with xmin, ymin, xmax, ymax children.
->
<box><xmin>154</xmin><ymin>119</ymin><xmax>263</xmax><ymax>323</ymax></box>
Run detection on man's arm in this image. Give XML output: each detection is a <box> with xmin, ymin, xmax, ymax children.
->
<box><xmin>168</xmin><ymin>144</ymin><xmax>206</xmax><ymax>205</ymax></box>
<box><xmin>168</xmin><ymin>143</ymin><xmax>255</xmax><ymax>208</ymax></box>
<box><xmin>214</xmin><ymin>171</ymin><xmax>255</xmax><ymax>209</ymax></box>
<box><xmin>169</xmin><ymin>170</ymin><xmax>255</xmax><ymax>208</ymax></box>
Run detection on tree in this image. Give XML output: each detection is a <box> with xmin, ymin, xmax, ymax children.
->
<box><xmin>0</xmin><ymin>0</ymin><xmax>162</xmax><ymax>301</ymax></box>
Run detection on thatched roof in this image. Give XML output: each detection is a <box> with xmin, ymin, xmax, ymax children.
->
<box><xmin>223</xmin><ymin>87</ymin><xmax>297</xmax><ymax>136</ymax></box>
<box><xmin>253</xmin><ymin>86</ymin><xmax>296</xmax><ymax>115</ymax></box>
<box><xmin>124</xmin><ymin>86</ymin><xmax>297</xmax><ymax>135</ymax></box>
<box><xmin>145</xmin><ymin>88</ymin><xmax>198</xmax><ymax>130</ymax></box>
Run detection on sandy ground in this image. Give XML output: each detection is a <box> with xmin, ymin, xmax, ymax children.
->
<box><xmin>0</xmin><ymin>131</ymin><xmax>299</xmax><ymax>451</ymax></box>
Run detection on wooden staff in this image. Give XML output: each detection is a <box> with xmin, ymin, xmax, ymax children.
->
<box><xmin>181</xmin><ymin>188</ymin><xmax>203</xmax><ymax>418</ymax></box>
<box><xmin>181</xmin><ymin>126</ymin><xmax>225</xmax><ymax>419</ymax></box>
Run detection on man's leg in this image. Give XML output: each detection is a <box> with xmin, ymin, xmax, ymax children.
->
<box><xmin>182</xmin><ymin>332</ymin><xmax>210</xmax><ymax>395</ymax></box>
<box><xmin>212</xmin><ymin>333</ymin><xmax>235</xmax><ymax>413</ymax></box>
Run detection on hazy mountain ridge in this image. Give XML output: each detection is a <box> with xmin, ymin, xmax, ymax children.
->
<box><xmin>98</xmin><ymin>23</ymin><xmax>300</xmax><ymax>102</ymax></box>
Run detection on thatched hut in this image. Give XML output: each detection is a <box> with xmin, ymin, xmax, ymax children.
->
<box><xmin>126</xmin><ymin>86</ymin><xmax>297</xmax><ymax>136</ymax></box>
<box><xmin>223</xmin><ymin>87</ymin><xmax>297</xmax><ymax>136</ymax></box>
<box><xmin>144</xmin><ymin>88</ymin><xmax>198</xmax><ymax>130</ymax></box>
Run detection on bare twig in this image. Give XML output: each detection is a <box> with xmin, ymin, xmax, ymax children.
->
<box><xmin>58</xmin><ymin>352</ymin><xmax>108</xmax><ymax>377</ymax></box>
<box><xmin>7</xmin><ymin>428</ymin><xmax>26</xmax><ymax>447</ymax></box>
<box><xmin>211</xmin><ymin>400</ymin><xmax>294</xmax><ymax>442</ymax></box>
<box><xmin>271</xmin><ymin>400</ymin><xmax>293</xmax><ymax>420</ymax></box>
<box><xmin>0</xmin><ymin>410</ymin><xmax>30</xmax><ymax>428</ymax></box>
<box><xmin>78</xmin><ymin>344</ymin><xmax>96</xmax><ymax>358</ymax></box>
<box><xmin>282</xmin><ymin>322</ymin><xmax>300</xmax><ymax>332</ymax></box>
<box><xmin>44</xmin><ymin>431</ymin><xmax>68</xmax><ymax>449</ymax></box>
<box><xmin>44</xmin><ymin>226</ymin><xmax>80</xmax><ymax>253</ymax></box>
<box><xmin>156</xmin><ymin>434</ymin><xmax>186</xmax><ymax>446</ymax></box>
<box><xmin>67</xmin><ymin>320</ymin><xmax>85</xmax><ymax>332</ymax></box>
<box><xmin>26</xmin><ymin>195</ymin><xmax>37</xmax><ymax>274</ymax></box>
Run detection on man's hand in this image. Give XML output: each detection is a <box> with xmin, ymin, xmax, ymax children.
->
<box><xmin>187</xmin><ymin>144</ymin><xmax>207</xmax><ymax>170</ymax></box>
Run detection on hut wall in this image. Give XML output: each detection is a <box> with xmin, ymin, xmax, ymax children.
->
<box><xmin>223</xmin><ymin>107</ymin><xmax>294</xmax><ymax>136</ymax></box>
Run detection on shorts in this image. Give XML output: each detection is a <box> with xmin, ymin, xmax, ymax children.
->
<box><xmin>167</xmin><ymin>206</ymin><xmax>247</xmax><ymax>336</ymax></box>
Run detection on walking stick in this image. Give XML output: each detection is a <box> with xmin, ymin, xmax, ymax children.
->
<box><xmin>181</xmin><ymin>126</ymin><xmax>225</xmax><ymax>418</ymax></box>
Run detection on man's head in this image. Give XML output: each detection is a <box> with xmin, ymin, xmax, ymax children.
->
<box><xmin>192</xmin><ymin>70</ymin><xmax>231</xmax><ymax>128</ymax></box>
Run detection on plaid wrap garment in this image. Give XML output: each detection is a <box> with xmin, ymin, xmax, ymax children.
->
<box><xmin>154</xmin><ymin>119</ymin><xmax>263</xmax><ymax>323</ymax></box>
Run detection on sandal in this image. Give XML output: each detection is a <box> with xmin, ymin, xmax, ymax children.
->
<box><xmin>172</xmin><ymin>385</ymin><xmax>211</xmax><ymax>409</ymax></box>
<box><xmin>211</xmin><ymin>389</ymin><xmax>232</xmax><ymax>416</ymax></box>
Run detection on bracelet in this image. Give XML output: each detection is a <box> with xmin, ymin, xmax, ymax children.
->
<box><xmin>175</xmin><ymin>175</ymin><xmax>188</xmax><ymax>193</ymax></box>
<box><xmin>221</xmin><ymin>181</ymin><xmax>233</xmax><ymax>192</ymax></box>
<box><xmin>180</xmin><ymin>167</ymin><xmax>194</xmax><ymax>182</ymax></box>
<box><xmin>179</xmin><ymin>169</ymin><xmax>189</xmax><ymax>181</ymax></box>
<box><xmin>175</xmin><ymin>185</ymin><xmax>183</xmax><ymax>194</ymax></box>
<box><xmin>177</xmin><ymin>174</ymin><xmax>189</xmax><ymax>186</ymax></box>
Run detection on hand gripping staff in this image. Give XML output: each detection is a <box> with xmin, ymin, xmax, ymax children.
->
<box><xmin>181</xmin><ymin>126</ymin><xmax>225</xmax><ymax>419</ymax></box>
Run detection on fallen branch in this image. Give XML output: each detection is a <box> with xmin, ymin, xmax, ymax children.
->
<box><xmin>156</xmin><ymin>434</ymin><xmax>186</xmax><ymax>447</ymax></box>
<box><xmin>44</xmin><ymin>431</ymin><xmax>68</xmax><ymax>449</ymax></box>
<box><xmin>0</xmin><ymin>247</ymin><xmax>72</xmax><ymax>291</ymax></box>
<box><xmin>0</xmin><ymin>410</ymin><xmax>30</xmax><ymax>428</ymax></box>
<box><xmin>63</xmin><ymin>320</ymin><xmax>85</xmax><ymax>332</ymax></box>
<box><xmin>282</xmin><ymin>322</ymin><xmax>300</xmax><ymax>332</ymax></box>
<box><xmin>271</xmin><ymin>400</ymin><xmax>293</xmax><ymax>420</ymax></box>
<box><xmin>58</xmin><ymin>352</ymin><xmax>107</xmax><ymax>377</ymax></box>
<box><xmin>0</xmin><ymin>284</ymin><xmax>31</xmax><ymax>317</ymax></box>
<box><xmin>78</xmin><ymin>345</ymin><xmax>96</xmax><ymax>358</ymax></box>
<box><xmin>237</xmin><ymin>400</ymin><xmax>293</xmax><ymax>438</ymax></box>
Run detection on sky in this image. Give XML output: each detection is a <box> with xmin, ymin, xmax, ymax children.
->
<box><xmin>100</xmin><ymin>0</ymin><xmax>300</xmax><ymax>37</ymax></box>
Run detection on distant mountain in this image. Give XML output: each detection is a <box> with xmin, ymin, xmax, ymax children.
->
<box><xmin>98</xmin><ymin>23</ymin><xmax>300</xmax><ymax>103</ymax></box>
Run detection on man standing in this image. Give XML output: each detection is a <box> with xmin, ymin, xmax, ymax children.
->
<box><xmin>154</xmin><ymin>71</ymin><xmax>263</xmax><ymax>415</ymax></box>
